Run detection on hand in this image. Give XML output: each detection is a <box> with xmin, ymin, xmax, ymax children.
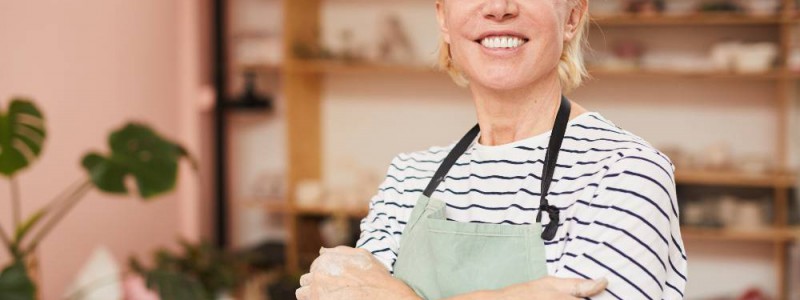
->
<box><xmin>495</xmin><ymin>276</ymin><xmax>608</xmax><ymax>300</ymax></box>
<box><xmin>296</xmin><ymin>246</ymin><xmax>420</xmax><ymax>300</ymax></box>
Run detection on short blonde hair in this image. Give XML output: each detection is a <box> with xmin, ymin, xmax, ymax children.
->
<box><xmin>437</xmin><ymin>0</ymin><xmax>590</xmax><ymax>93</ymax></box>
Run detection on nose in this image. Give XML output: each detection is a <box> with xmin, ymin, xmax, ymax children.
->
<box><xmin>481</xmin><ymin>0</ymin><xmax>519</xmax><ymax>22</ymax></box>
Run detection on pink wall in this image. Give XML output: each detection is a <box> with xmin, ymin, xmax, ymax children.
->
<box><xmin>0</xmin><ymin>0</ymin><xmax>204</xmax><ymax>298</ymax></box>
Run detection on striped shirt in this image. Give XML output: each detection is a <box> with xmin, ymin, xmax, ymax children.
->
<box><xmin>356</xmin><ymin>112</ymin><xmax>688</xmax><ymax>299</ymax></box>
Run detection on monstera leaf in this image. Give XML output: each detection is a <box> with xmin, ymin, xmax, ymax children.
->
<box><xmin>0</xmin><ymin>98</ymin><xmax>46</xmax><ymax>177</ymax></box>
<box><xmin>0</xmin><ymin>261</ymin><xmax>35</xmax><ymax>300</ymax></box>
<box><xmin>81</xmin><ymin>123</ymin><xmax>192</xmax><ymax>199</ymax></box>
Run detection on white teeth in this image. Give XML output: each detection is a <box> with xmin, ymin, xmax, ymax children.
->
<box><xmin>480</xmin><ymin>36</ymin><xmax>525</xmax><ymax>49</ymax></box>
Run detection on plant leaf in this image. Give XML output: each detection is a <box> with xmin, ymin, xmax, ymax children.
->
<box><xmin>0</xmin><ymin>260</ymin><xmax>35</xmax><ymax>300</ymax></box>
<box><xmin>81</xmin><ymin>123</ymin><xmax>190</xmax><ymax>199</ymax></box>
<box><xmin>143</xmin><ymin>269</ymin><xmax>210</xmax><ymax>300</ymax></box>
<box><xmin>0</xmin><ymin>98</ymin><xmax>46</xmax><ymax>176</ymax></box>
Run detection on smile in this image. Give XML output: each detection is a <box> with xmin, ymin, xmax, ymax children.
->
<box><xmin>477</xmin><ymin>35</ymin><xmax>528</xmax><ymax>49</ymax></box>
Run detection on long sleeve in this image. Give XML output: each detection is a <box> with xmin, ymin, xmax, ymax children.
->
<box><xmin>554</xmin><ymin>150</ymin><xmax>688</xmax><ymax>299</ymax></box>
<box><xmin>355</xmin><ymin>156</ymin><xmax>406</xmax><ymax>272</ymax></box>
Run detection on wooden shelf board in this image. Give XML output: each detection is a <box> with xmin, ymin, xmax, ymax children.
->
<box><xmin>239</xmin><ymin>63</ymin><xmax>282</xmax><ymax>73</ymax></box>
<box><xmin>286</xmin><ymin>60</ymin><xmax>439</xmax><ymax>74</ymax></box>
<box><xmin>588</xmin><ymin>68</ymin><xmax>792</xmax><ymax>80</ymax></box>
<box><xmin>243</xmin><ymin>62</ymin><xmax>800</xmax><ymax>80</ymax></box>
<box><xmin>591</xmin><ymin>14</ymin><xmax>785</xmax><ymax>26</ymax></box>
<box><xmin>682</xmin><ymin>227</ymin><xmax>795</xmax><ymax>242</ymax></box>
<box><xmin>675</xmin><ymin>170</ymin><xmax>796</xmax><ymax>188</ymax></box>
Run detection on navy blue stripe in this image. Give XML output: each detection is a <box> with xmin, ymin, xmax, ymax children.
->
<box><xmin>446</xmin><ymin>202</ymin><xmax>539</xmax><ymax>212</ymax></box>
<box><xmin>665</xmin><ymin>281</ymin><xmax>684</xmax><ymax>298</ymax></box>
<box><xmin>605</xmin><ymin>187</ymin><xmax>670</xmax><ymax>221</ymax></box>
<box><xmin>370</xmin><ymin>248</ymin><xmax>397</xmax><ymax>256</ymax></box>
<box><xmin>545</xmin><ymin>233</ymin><xmax>571</xmax><ymax>245</ymax></box>
<box><xmin>621</xmin><ymin>170</ymin><xmax>678</xmax><ymax>218</ymax></box>
<box><xmin>444</xmin><ymin>216</ymin><xmax>589</xmax><ymax>227</ymax></box>
<box><xmin>372</xmin><ymin>198</ymin><xmax>416</xmax><ymax>209</ymax></box>
<box><xmin>588</xmin><ymin>114</ymin><xmax>619</xmax><ymax>128</ymax></box>
<box><xmin>594</xmin><ymin>221</ymin><xmax>667</xmax><ymax>271</ymax></box>
<box><xmin>396</xmin><ymin>156</ymin><xmax>443</xmax><ymax>164</ymax></box>
<box><xmin>571</xmin><ymin>216</ymin><xmax>591</xmax><ymax>225</ymax></box>
<box><xmin>584</xmin><ymin>253</ymin><xmax>653</xmax><ymax>300</ymax></box>
<box><xmin>392</xmin><ymin>160</ymin><xmax>575</xmax><ymax>172</ymax></box>
<box><xmin>619</xmin><ymin>156</ymin><xmax>674</xmax><ymax>185</ymax></box>
<box><xmin>573</xmin><ymin>124</ymin><xmax>626</xmax><ymax>134</ymax></box>
<box><xmin>672</xmin><ymin>236</ymin><xmax>687</xmax><ymax>260</ymax></box>
<box><xmin>363</xmin><ymin>228</ymin><xmax>403</xmax><ymax>236</ymax></box>
<box><xmin>577</xmin><ymin>199</ymin><xmax>609</xmax><ymax>209</ymax></box>
<box><xmin>515</xmin><ymin>145</ymin><xmax>633</xmax><ymax>155</ymax></box>
<box><xmin>576</xmin><ymin>236</ymin><xmax>600</xmax><ymax>244</ymax></box>
<box><xmin>575</xmin><ymin>155</ymin><xmax>614</xmax><ymax>165</ymax></box>
<box><xmin>565</xmin><ymin>135</ymin><xmax>648</xmax><ymax>148</ymax></box>
<box><xmin>387</xmin><ymin>165</ymin><xmax>610</xmax><ymax>186</ymax></box>
<box><xmin>357</xmin><ymin>236</ymin><xmax>387</xmax><ymax>248</ymax></box>
<box><xmin>366</xmin><ymin>212</ymin><xmax>408</xmax><ymax>227</ymax></box>
<box><xmin>444</xmin><ymin>197</ymin><xmax>589</xmax><ymax>212</ymax></box>
<box><xmin>386</xmin><ymin>174</ymin><xmax>435</xmax><ymax>183</ymax></box>
<box><xmin>383</xmin><ymin>183</ymin><xmax>595</xmax><ymax>197</ymax></box>
<box><xmin>609</xmin><ymin>206</ymin><xmax>669</xmax><ymax>246</ymax></box>
<box><xmin>669</xmin><ymin>257</ymin><xmax>687</xmax><ymax>282</ymax></box>
<box><xmin>603</xmin><ymin>242</ymin><xmax>664</xmax><ymax>290</ymax></box>
<box><xmin>390</xmin><ymin>164</ymin><xmax>434</xmax><ymax>173</ymax></box>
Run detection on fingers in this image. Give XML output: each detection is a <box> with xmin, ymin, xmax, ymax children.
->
<box><xmin>300</xmin><ymin>273</ymin><xmax>312</xmax><ymax>287</ymax></box>
<box><xmin>548</xmin><ymin>277</ymin><xmax>608</xmax><ymax>297</ymax></box>
<box><xmin>296</xmin><ymin>286</ymin><xmax>310</xmax><ymax>300</ymax></box>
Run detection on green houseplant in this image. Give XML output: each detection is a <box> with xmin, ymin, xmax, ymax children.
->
<box><xmin>0</xmin><ymin>97</ymin><xmax>195</xmax><ymax>300</ymax></box>
<box><xmin>127</xmin><ymin>239</ymin><xmax>250</xmax><ymax>300</ymax></box>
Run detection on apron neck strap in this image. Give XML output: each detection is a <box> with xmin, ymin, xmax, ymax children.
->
<box><xmin>422</xmin><ymin>95</ymin><xmax>572</xmax><ymax>241</ymax></box>
<box><xmin>422</xmin><ymin>124</ymin><xmax>480</xmax><ymax>198</ymax></box>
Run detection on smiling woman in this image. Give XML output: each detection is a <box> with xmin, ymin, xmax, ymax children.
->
<box><xmin>298</xmin><ymin>1</ymin><xmax>688</xmax><ymax>300</ymax></box>
<box><xmin>437</xmin><ymin>0</ymin><xmax>589</xmax><ymax>92</ymax></box>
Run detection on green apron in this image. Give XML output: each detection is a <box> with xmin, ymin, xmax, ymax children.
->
<box><xmin>393</xmin><ymin>96</ymin><xmax>572</xmax><ymax>300</ymax></box>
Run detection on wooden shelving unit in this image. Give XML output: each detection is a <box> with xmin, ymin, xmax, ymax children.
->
<box><xmin>588</xmin><ymin>67</ymin><xmax>800</xmax><ymax>80</ymax></box>
<box><xmin>270</xmin><ymin>1</ymin><xmax>800</xmax><ymax>298</ymax></box>
<box><xmin>675</xmin><ymin>170</ymin><xmax>797</xmax><ymax>188</ymax></box>
<box><xmin>286</xmin><ymin>60</ymin><xmax>437</xmax><ymax>74</ymax></box>
<box><xmin>682</xmin><ymin>227</ymin><xmax>798</xmax><ymax>242</ymax></box>
<box><xmin>592</xmin><ymin>14</ymin><xmax>789</xmax><ymax>26</ymax></box>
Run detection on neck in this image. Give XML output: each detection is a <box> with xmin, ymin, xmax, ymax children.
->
<box><xmin>472</xmin><ymin>73</ymin><xmax>571</xmax><ymax>146</ymax></box>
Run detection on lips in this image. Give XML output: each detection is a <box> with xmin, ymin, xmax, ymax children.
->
<box><xmin>474</xmin><ymin>31</ymin><xmax>530</xmax><ymax>49</ymax></box>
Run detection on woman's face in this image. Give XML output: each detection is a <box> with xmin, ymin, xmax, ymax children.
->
<box><xmin>436</xmin><ymin>0</ymin><xmax>582</xmax><ymax>91</ymax></box>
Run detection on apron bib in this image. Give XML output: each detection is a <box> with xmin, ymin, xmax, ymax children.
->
<box><xmin>393</xmin><ymin>96</ymin><xmax>572</xmax><ymax>300</ymax></box>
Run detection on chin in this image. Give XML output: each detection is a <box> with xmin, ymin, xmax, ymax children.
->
<box><xmin>470</xmin><ymin>70</ymin><xmax>531</xmax><ymax>91</ymax></box>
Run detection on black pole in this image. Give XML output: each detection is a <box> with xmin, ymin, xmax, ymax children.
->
<box><xmin>212</xmin><ymin>0</ymin><xmax>229</xmax><ymax>248</ymax></box>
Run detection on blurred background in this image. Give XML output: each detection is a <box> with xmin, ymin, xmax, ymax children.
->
<box><xmin>0</xmin><ymin>0</ymin><xmax>799</xmax><ymax>299</ymax></box>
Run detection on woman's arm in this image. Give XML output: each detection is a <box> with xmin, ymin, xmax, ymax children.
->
<box><xmin>353</xmin><ymin>156</ymin><xmax>406</xmax><ymax>271</ymax></box>
<box><xmin>298</xmin><ymin>246</ymin><xmax>607</xmax><ymax>300</ymax></box>
<box><xmin>445</xmin><ymin>277</ymin><xmax>608</xmax><ymax>300</ymax></box>
<box><xmin>552</xmin><ymin>149</ymin><xmax>688</xmax><ymax>299</ymax></box>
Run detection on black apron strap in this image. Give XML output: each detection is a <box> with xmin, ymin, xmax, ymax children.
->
<box><xmin>423</xmin><ymin>124</ymin><xmax>480</xmax><ymax>197</ymax></box>
<box><xmin>536</xmin><ymin>96</ymin><xmax>571</xmax><ymax>240</ymax></box>
<box><xmin>422</xmin><ymin>96</ymin><xmax>572</xmax><ymax>241</ymax></box>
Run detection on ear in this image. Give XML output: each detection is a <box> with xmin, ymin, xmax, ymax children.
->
<box><xmin>563</xmin><ymin>0</ymin><xmax>587</xmax><ymax>43</ymax></box>
<box><xmin>435</xmin><ymin>1</ymin><xmax>451</xmax><ymax>44</ymax></box>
